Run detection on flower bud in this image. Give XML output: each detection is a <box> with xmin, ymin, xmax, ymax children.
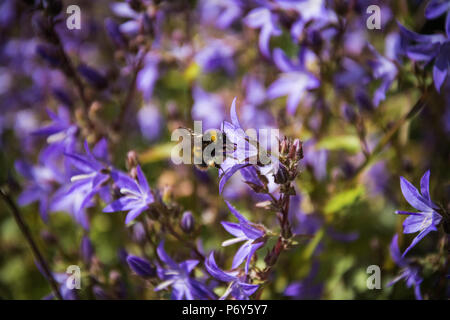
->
<box><xmin>291</xmin><ymin>139</ymin><xmax>303</xmax><ymax>160</ymax></box>
<box><xmin>126</xmin><ymin>255</ymin><xmax>156</xmax><ymax>278</ymax></box>
<box><xmin>93</xmin><ymin>285</ymin><xmax>110</xmax><ymax>300</ymax></box>
<box><xmin>77</xmin><ymin>64</ymin><xmax>108</xmax><ymax>90</ymax></box>
<box><xmin>180</xmin><ymin>211</ymin><xmax>195</xmax><ymax>233</ymax></box>
<box><xmin>105</xmin><ymin>18</ymin><xmax>127</xmax><ymax>48</ymax></box>
<box><xmin>36</xmin><ymin>44</ymin><xmax>61</xmax><ymax>67</ymax></box>
<box><xmin>274</xmin><ymin>164</ymin><xmax>289</xmax><ymax>185</ymax></box>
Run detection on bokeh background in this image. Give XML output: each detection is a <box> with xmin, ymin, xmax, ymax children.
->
<box><xmin>0</xmin><ymin>0</ymin><xmax>449</xmax><ymax>299</ymax></box>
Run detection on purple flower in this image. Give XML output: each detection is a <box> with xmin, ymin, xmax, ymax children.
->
<box><xmin>15</xmin><ymin>160</ymin><xmax>64</xmax><ymax>222</ymax></box>
<box><xmin>63</xmin><ymin>139</ymin><xmax>111</xmax><ymax>218</ymax></box>
<box><xmin>387</xmin><ymin>235</ymin><xmax>423</xmax><ymax>300</ymax></box>
<box><xmin>221</xmin><ymin>201</ymin><xmax>265</xmax><ymax>274</ymax></box>
<box><xmin>219</xmin><ymin>98</ymin><xmax>258</xmax><ymax>192</ymax></box>
<box><xmin>77</xmin><ymin>64</ymin><xmax>108</xmax><ymax>90</ymax></box>
<box><xmin>198</xmin><ymin>0</ymin><xmax>242</xmax><ymax>30</ymax></box>
<box><xmin>195</xmin><ymin>40</ymin><xmax>236</xmax><ymax>75</ymax></box>
<box><xmin>155</xmin><ymin>241</ymin><xmax>215</xmax><ymax>300</ymax></box>
<box><xmin>276</xmin><ymin>0</ymin><xmax>337</xmax><ymax>41</ymax></box>
<box><xmin>395</xmin><ymin>170</ymin><xmax>442</xmax><ymax>257</ymax></box>
<box><xmin>103</xmin><ymin>165</ymin><xmax>154</xmax><ymax>224</ymax></box>
<box><xmin>398</xmin><ymin>22</ymin><xmax>449</xmax><ymax>92</ymax></box>
<box><xmin>205</xmin><ymin>252</ymin><xmax>259</xmax><ymax>300</ymax></box>
<box><xmin>137</xmin><ymin>103</ymin><xmax>163</xmax><ymax>141</ymax></box>
<box><xmin>127</xmin><ymin>254</ymin><xmax>156</xmax><ymax>278</ymax></box>
<box><xmin>180</xmin><ymin>211</ymin><xmax>195</xmax><ymax>233</ymax></box>
<box><xmin>137</xmin><ymin>53</ymin><xmax>160</xmax><ymax>101</ymax></box>
<box><xmin>192</xmin><ymin>86</ymin><xmax>225</xmax><ymax>130</ymax></box>
<box><xmin>32</xmin><ymin>106</ymin><xmax>78</xmax><ymax>160</ymax></box>
<box><xmin>367</xmin><ymin>44</ymin><xmax>398</xmax><ymax>107</ymax></box>
<box><xmin>244</xmin><ymin>7</ymin><xmax>282</xmax><ymax>58</ymax></box>
<box><xmin>284</xmin><ymin>261</ymin><xmax>323</xmax><ymax>299</ymax></box>
<box><xmin>267</xmin><ymin>48</ymin><xmax>320</xmax><ymax>114</ymax></box>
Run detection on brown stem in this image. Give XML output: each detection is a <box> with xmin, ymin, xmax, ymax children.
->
<box><xmin>113</xmin><ymin>53</ymin><xmax>147</xmax><ymax>132</ymax></box>
<box><xmin>0</xmin><ymin>188</ymin><xmax>63</xmax><ymax>300</ymax></box>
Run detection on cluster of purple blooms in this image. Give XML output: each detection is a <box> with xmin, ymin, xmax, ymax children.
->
<box><xmin>1</xmin><ymin>0</ymin><xmax>449</xmax><ymax>300</ymax></box>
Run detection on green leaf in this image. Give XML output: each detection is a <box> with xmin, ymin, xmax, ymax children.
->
<box><xmin>317</xmin><ymin>135</ymin><xmax>361</xmax><ymax>153</ymax></box>
<box><xmin>324</xmin><ymin>186</ymin><xmax>364</xmax><ymax>216</ymax></box>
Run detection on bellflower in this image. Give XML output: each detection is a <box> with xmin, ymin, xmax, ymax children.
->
<box><xmin>387</xmin><ymin>235</ymin><xmax>423</xmax><ymax>300</ymax></box>
<box><xmin>127</xmin><ymin>254</ymin><xmax>157</xmax><ymax>278</ymax></box>
<box><xmin>205</xmin><ymin>252</ymin><xmax>259</xmax><ymax>300</ymax></box>
<box><xmin>195</xmin><ymin>40</ymin><xmax>236</xmax><ymax>76</ymax></box>
<box><xmin>267</xmin><ymin>48</ymin><xmax>320</xmax><ymax>114</ymax></box>
<box><xmin>221</xmin><ymin>201</ymin><xmax>265</xmax><ymax>274</ymax></box>
<box><xmin>398</xmin><ymin>22</ymin><xmax>449</xmax><ymax>92</ymax></box>
<box><xmin>219</xmin><ymin>98</ymin><xmax>258</xmax><ymax>193</ymax></box>
<box><xmin>32</xmin><ymin>106</ymin><xmax>77</xmax><ymax>160</ymax></box>
<box><xmin>284</xmin><ymin>261</ymin><xmax>323</xmax><ymax>299</ymax></box>
<box><xmin>155</xmin><ymin>241</ymin><xmax>215</xmax><ymax>300</ymax></box>
<box><xmin>50</xmin><ymin>178</ymin><xmax>93</xmax><ymax>230</ymax></box>
<box><xmin>395</xmin><ymin>170</ymin><xmax>442</xmax><ymax>257</ymax></box>
<box><xmin>367</xmin><ymin>44</ymin><xmax>398</xmax><ymax>107</ymax></box>
<box><xmin>136</xmin><ymin>53</ymin><xmax>160</xmax><ymax>102</ymax></box>
<box><xmin>192</xmin><ymin>86</ymin><xmax>225</xmax><ymax>130</ymax></box>
<box><xmin>198</xmin><ymin>0</ymin><xmax>242</xmax><ymax>30</ymax></box>
<box><xmin>244</xmin><ymin>7</ymin><xmax>282</xmax><ymax>58</ymax></box>
<box><xmin>15</xmin><ymin>159</ymin><xmax>64</xmax><ymax>222</ymax></box>
<box><xmin>64</xmin><ymin>139</ymin><xmax>111</xmax><ymax>216</ymax></box>
<box><xmin>103</xmin><ymin>165</ymin><xmax>154</xmax><ymax>224</ymax></box>
<box><xmin>276</xmin><ymin>0</ymin><xmax>337</xmax><ymax>41</ymax></box>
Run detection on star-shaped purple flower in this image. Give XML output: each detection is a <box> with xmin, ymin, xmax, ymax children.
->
<box><xmin>398</xmin><ymin>22</ymin><xmax>449</xmax><ymax>92</ymax></box>
<box><xmin>103</xmin><ymin>165</ymin><xmax>154</xmax><ymax>224</ymax></box>
<box><xmin>267</xmin><ymin>48</ymin><xmax>320</xmax><ymax>114</ymax></box>
<box><xmin>244</xmin><ymin>7</ymin><xmax>282</xmax><ymax>58</ymax></box>
<box><xmin>64</xmin><ymin>139</ymin><xmax>111</xmax><ymax>215</ymax></box>
<box><xmin>221</xmin><ymin>201</ymin><xmax>265</xmax><ymax>274</ymax></box>
<box><xmin>205</xmin><ymin>252</ymin><xmax>259</xmax><ymax>300</ymax></box>
<box><xmin>395</xmin><ymin>170</ymin><xmax>442</xmax><ymax>257</ymax></box>
<box><xmin>155</xmin><ymin>241</ymin><xmax>215</xmax><ymax>300</ymax></box>
<box><xmin>387</xmin><ymin>235</ymin><xmax>423</xmax><ymax>300</ymax></box>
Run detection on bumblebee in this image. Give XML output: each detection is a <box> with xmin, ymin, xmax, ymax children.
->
<box><xmin>186</xmin><ymin>128</ymin><xmax>235</xmax><ymax>171</ymax></box>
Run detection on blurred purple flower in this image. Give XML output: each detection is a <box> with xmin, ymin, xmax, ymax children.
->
<box><xmin>137</xmin><ymin>103</ymin><xmax>163</xmax><ymax>141</ymax></box>
<box><xmin>398</xmin><ymin>22</ymin><xmax>449</xmax><ymax>92</ymax></box>
<box><xmin>221</xmin><ymin>201</ymin><xmax>265</xmax><ymax>274</ymax></box>
<box><xmin>155</xmin><ymin>241</ymin><xmax>215</xmax><ymax>300</ymax></box>
<box><xmin>15</xmin><ymin>160</ymin><xmax>64</xmax><ymax>222</ymax></box>
<box><xmin>244</xmin><ymin>7</ymin><xmax>282</xmax><ymax>58</ymax></box>
<box><xmin>367</xmin><ymin>44</ymin><xmax>398</xmax><ymax>107</ymax></box>
<box><xmin>267</xmin><ymin>48</ymin><xmax>320</xmax><ymax>114</ymax></box>
<box><xmin>387</xmin><ymin>235</ymin><xmax>423</xmax><ymax>300</ymax></box>
<box><xmin>103</xmin><ymin>165</ymin><xmax>154</xmax><ymax>224</ymax></box>
<box><xmin>395</xmin><ymin>170</ymin><xmax>442</xmax><ymax>257</ymax></box>
<box><xmin>191</xmin><ymin>86</ymin><xmax>225</xmax><ymax>130</ymax></box>
<box><xmin>195</xmin><ymin>40</ymin><xmax>236</xmax><ymax>75</ymax></box>
<box><xmin>127</xmin><ymin>254</ymin><xmax>156</xmax><ymax>278</ymax></box>
<box><xmin>63</xmin><ymin>139</ymin><xmax>111</xmax><ymax>219</ymax></box>
<box><xmin>284</xmin><ymin>261</ymin><xmax>323</xmax><ymax>299</ymax></box>
<box><xmin>205</xmin><ymin>252</ymin><xmax>259</xmax><ymax>300</ymax></box>
<box><xmin>137</xmin><ymin>53</ymin><xmax>160</xmax><ymax>101</ymax></box>
<box><xmin>198</xmin><ymin>0</ymin><xmax>243</xmax><ymax>30</ymax></box>
<box><xmin>32</xmin><ymin>106</ymin><xmax>78</xmax><ymax>160</ymax></box>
